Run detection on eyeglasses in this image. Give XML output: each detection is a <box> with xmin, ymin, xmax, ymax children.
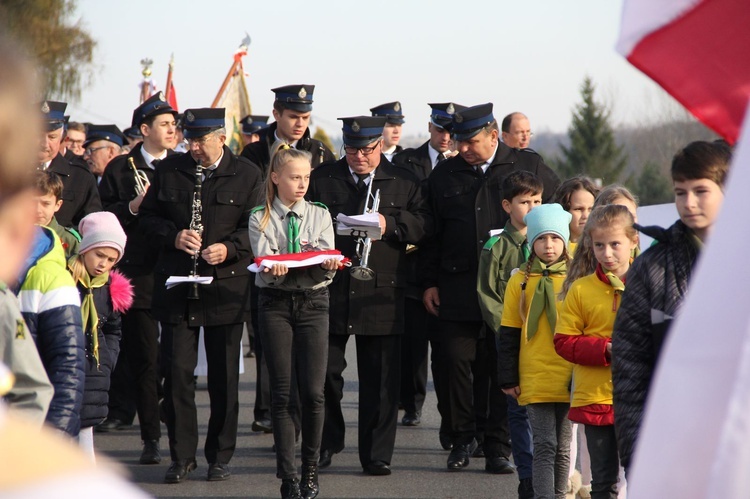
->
<box><xmin>509</xmin><ymin>131</ymin><xmax>534</xmax><ymax>138</ymax></box>
<box><xmin>84</xmin><ymin>146</ymin><xmax>109</xmax><ymax>155</ymax></box>
<box><xmin>66</xmin><ymin>139</ymin><xmax>84</xmax><ymax>146</ymax></box>
<box><xmin>343</xmin><ymin>142</ymin><xmax>380</xmax><ymax>156</ymax></box>
<box><xmin>185</xmin><ymin>135</ymin><xmax>214</xmax><ymax>146</ymax></box>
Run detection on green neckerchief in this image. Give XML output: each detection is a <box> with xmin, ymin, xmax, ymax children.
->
<box><xmin>287</xmin><ymin>212</ymin><xmax>301</xmax><ymax>253</ymax></box>
<box><xmin>69</xmin><ymin>256</ymin><xmax>109</xmax><ymax>367</ymax></box>
<box><xmin>525</xmin><ymin>258</ymin><xmax>567</xmax><ymax>340</ymax></box>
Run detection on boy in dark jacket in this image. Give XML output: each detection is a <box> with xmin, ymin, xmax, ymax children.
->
<box><xmin>612</xmin><ymin>140</ymin><xmax>732</xmax><ymax>472</ymax></box>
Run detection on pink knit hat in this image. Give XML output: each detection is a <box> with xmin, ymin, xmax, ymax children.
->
<box><xmin>78</xmin><ymin>211</ymin><xmax>127</xmax><ymax>262</ymax></box>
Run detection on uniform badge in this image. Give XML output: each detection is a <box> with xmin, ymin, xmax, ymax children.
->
<box><xmin>186</xmin><ymin>111</ymin><xmax>195</xmax><ymax>122</ymax></box>
<box><xmin>298</xmin><ymin>87</ymin><xmax>307</xmax><ymax>99</ymax></box>
<box><xmin>454</xmin><ymin>113</ymin><xmax>464</xmax><ymax>123</ymax></box>
<box><xmin>41</xmin><ymin>101</ymin><xmax>50</xmax><ymax>114</ymax></box>
<box><xmin>394</xmin><ymin>102</ymin><xmax>401</xmax><ymax>112</ymax></box>
<box><xmin>351</xmin><ymin>121</ymin><xmax>361</xmax><ymax>133</ymax></box>
<box><xmin>447</xmin><ymin>103</ymin><xmax>455</xmax><ymax>115</ymax></box>
<box><xmin>15</xmin><ymin>319</ymin><xmax>25</xmax><ymax>339</ymax></box>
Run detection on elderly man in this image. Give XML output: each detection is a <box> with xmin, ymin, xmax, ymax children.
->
<box><xmin>370</xmin><ymin>102</ymin><xmax>405</xmax><ymax>162</ymax></box>
<box><xmin>501</xmin><ymin>112</ymin><xmax>533</xmax><ymax>150</ymax></box>
<box><xmin>82</xmin><ymin>125</ymin><xmax>125</xmax><ymax>182</ymax></box>
<box><xmin>97</xmin><ymin>92</ymin><xmax>179</xmax><ymax>464</ymax></box>
<box><xmin>38</xmin><ymin>100</ymin><xmax>101</xmax><ymax>227</ymax></box>
<box><xmin>139</xmin><ymin>107</ymin><xmax>263</xmax><ymax>484</ymax></box>
<box><xmin>241</xmin><ymin>85</ymin><xmax>334</xmax><ymax>175</ymax></box>
<box><xmin>422</xmin><ymin>103</ymin><xmax>560</xmax><ymax>475</ymax></box>
<box><xmin>308</xmin><ymin>115</ymin><xmax>430</xmax><ymax>476</ymax></box>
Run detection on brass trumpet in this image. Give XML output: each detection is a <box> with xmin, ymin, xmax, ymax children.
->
<box><xmin>128</xmin><ymin>157</ymin><xmax>150</xmax><ymax>196</ymax></box>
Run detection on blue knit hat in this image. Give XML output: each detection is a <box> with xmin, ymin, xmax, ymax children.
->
<box><xmin>524</xmin><ymin>203</ymin><xmax>572</xmax><ymax>247</ymax></box>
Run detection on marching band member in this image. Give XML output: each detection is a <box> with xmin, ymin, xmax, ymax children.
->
<box><xmin>307</xmin><ymin>115</ymin><xmax>430</xmax><ymax>476</ymax></box>
<box><xmin>138</xmin><ymin>108</ymin><xmax>263</xmax><ymax>484</ymax></box>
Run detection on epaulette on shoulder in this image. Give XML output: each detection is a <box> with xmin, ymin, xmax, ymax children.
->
<box><xmin>250</xmin><ymin>205</ymin><xmax>265</xmax><ymax>214</ymax></box>
<box><xmin>483</xmin><ymin>235</ymin><xmax>501</xmax><ymax>251</ymax></box>
<box><xmin>309</xmin><ymin>201</ymin><xmax>328</xmax><ymax>211</ymax></box>
<box><xmin>65</xmin><ymin>227</ymin><xmax>82</xmax><ymax>242</ymax></box>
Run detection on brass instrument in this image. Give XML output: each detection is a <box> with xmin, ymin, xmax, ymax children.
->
<box><xmin>128</xmin><ymin>157</ymin><xmax>150</xmax><ymax>196</ymax></box>
<box><xmin>187</xmin><ymin>163</ymin><xmax>205</xmax><ymax>300</ymax></box>
<box><xmin>350</xmin><ymin>171</ymin><xmax>380</xmax><ymax>281</ymax></box>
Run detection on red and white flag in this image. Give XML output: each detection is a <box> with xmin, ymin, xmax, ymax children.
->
<box><xmin>248</xmin><ymin>250</ymin><xmax>347</xmax><ymax>273</ymax></box>
<box><xmin>618</xmin><ymin>0</ymin><xmax>750</xmax><ymax>144</ymax></box>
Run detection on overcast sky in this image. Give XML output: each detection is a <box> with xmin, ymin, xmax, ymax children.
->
<box><xmin>69</xmin><ymin>0</ymin><xmax>665</xmax><ymax>138</ymax></box>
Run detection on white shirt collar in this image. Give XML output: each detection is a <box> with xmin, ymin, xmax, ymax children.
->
<box><xmin>348</xmin><ymin>166</ymin><xmax>374</xmax><ymax>185</ymax></box>
<box><xmin>140</xmin><ymin>145</ymin><xmax>168</xmax><ymax>169</ymax></box>
<box><xmin>476</xmin><ymin>144</ymin><xmax>499</xmax><ymax>173</ymax></box>
<box><xmin>427</xmin><ymin>143</ymin><xmax>451</xmax><ymax>169</ymax></box>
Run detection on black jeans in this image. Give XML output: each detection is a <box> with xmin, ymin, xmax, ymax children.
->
<box><xmin>258</xmin><ymin>287</ymin><xmax>329</xmax><ymax>480</ymax></box>
<box><xmin>585</xmin><ymin>424</ymin><xmax>620</xmax><ymax>499</ymax></box>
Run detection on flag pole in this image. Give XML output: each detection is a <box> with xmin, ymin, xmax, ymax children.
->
<box><xmin>165</xmin><ymin>53</ymin><xmax>175</xmax><ymax>102</ymax></box>
<box><xmin>211</xmin><ymin>33</ymin><xmax>252</xmax><ymax>108</ymax></box>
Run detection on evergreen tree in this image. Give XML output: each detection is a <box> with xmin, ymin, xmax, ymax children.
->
<box><xmin>313</xmin><ymin>127</ymin><xmax>338</xmax><ymax>160</ymax></box>
<box><xmin>0</xmin><ymin>0</ymin><xmax>95</xmax><ymax>100</ymax></box>
<box><xmin>556</xmin><ymin>76</ymin><xmax>628</xmax><ymax>184</ymax></box>
<box><xmin>629</xmin><ymin>161</ymin><xmax>674</xmax><ymax>206</ymax></box>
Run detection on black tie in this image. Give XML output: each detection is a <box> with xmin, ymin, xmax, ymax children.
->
<box><xmin>356</xmin><ymin>173</ymin><xmax>369</xmax><ymax>190</ymax></box>
<box><xmin>437</xmin><ymin>152</ymin><xmax>446</xmax><ymax>164</ymax></box>
<box><xmin>151</xmin><ymin>159</ymin><xmax>161</xmax><ymax>168</ymax></box>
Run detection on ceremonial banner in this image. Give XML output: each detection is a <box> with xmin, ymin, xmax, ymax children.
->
<box><xmin>617</xmin><ymin>0</ymin><xmax>750</xmax><ymax>144</ymax></box>
<box><xmin>212</xmin><ymin>36</ymin><xmax>252</xmax><ymax>154</ymax></box>
<box><xmin>618</xmin><ymin>1</ymin><xmax>750</xmax><ymax>496</ymax></box>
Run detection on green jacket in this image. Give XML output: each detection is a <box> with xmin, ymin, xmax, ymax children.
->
<box><xmin>47</xmin><ymin>217</ymin><xmax>81</xmax><ymax>259</ymax></box>
<box><xmin>477</xmin><ymin>221</ymin><xmax>529</xmax><ymax>334</ymax></box>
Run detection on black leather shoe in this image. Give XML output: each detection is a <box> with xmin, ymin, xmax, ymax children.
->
<box><xmin>281</xmin><ymin>478</ymin><xmax>302</xmax><ymax>499</ymax></box>
<box><xmin>164</xmin><ymin>459</ymin><xmax>197</xmax><ymax>483</ymax></box>
<box><xmin>447</xmin><ymin>439</ymin><xmax>477</xmax><ymax>471</ymax></box>
<box><xmin>251</xmin><ymin>418</ymin><xmax>273</xmax><ymax>433</ymax></box>
<box><xmin>139</xmin><ymin>439</ymin><xmax>161</xmax><ymax>465</ymax></box>
<box><xmin>485</xmin><ymin>455</ymin><xmax>515</xmax><ymax>474</ymax></box>
<box><xmin>94</xmin><ymin>417</ymin><xmax>131</xmax><ymax>433</ymax></box>
<box><xmin>401</xmin><ymin>412</ymin><xmax>421</xmax><ymax>426</ymax></box>
<box><xmin>299</xmin><ymin>463</ymin><xmax>319</xmax><ymax>498</ymax></box>
<box><xmin>439</xmin><ymin>433</ymin><xmax>453</xmax><ymax>451</ymax></box>
<box><xmin>472</xmin><ymin>442</ymin><xmax>485</xmax><ymax>458</ymax></box>
<box><xmin>319</xmin><ymin>449</ymin><xmax>336</xmax><ymax>468</ymax></box>
<box><xmin>207</xmin><ymin>462</ymin><xmax>231</xmax><ymax>481</ymax></box>
<box><xmin>518</xmin><ymin>477</ymin><xmax>534</xmax><ymax>499</ymax></box>
<box><xmin>363</xmin><ymin>461</ymin><xmax>391</xmax><ymax>476</ymax></box>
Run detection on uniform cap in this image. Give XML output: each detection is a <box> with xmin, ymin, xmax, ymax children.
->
<box><xmin>370</xmin><ymin>101</ymin><xmax>405</xmax><ymax>125</ymax></box>
<box><xmin>451</xmin><ymin>103</ymin><xmax>495</xmax><ymax>141</ymax></box>
<box><xmin>40</xmin><ymin>101</ymin><xmax>67</xmax><ymax>131</ymax></box>
<box><xmin>182</xmin><ymin>108</ymin><xmax>225</xmax><ymax>138</ymax></box>
<box><xmin>339</xmin><ymin>116</ymin><xmax>387</xmax><ymax>147</ymax></box>
<box><xmin>131</xmin><ymin>92</ymin><xmax>177</xmax><ymax>128</ymax></box>
<box><xmin>428</xmin><ymin>102</ymin><xmax>468</xmax><ymax>130</ymax></box>
<box><xmin>83</xmin><ymin>125</ymin><xmax>127</xmax><ymax>148</ymax></box>
<box><xmin>272</xmin><ymin>84</ymin><xmax>315</xmax><ymax>112</ymax></box>
<box><xmin>240</xmin><ymin>115</ymin><xmax>269</xmax><ymax>135</ymax></box>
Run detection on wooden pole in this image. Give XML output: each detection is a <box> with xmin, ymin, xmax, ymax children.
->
<box><xmin>211</xmin><ymin>58</ymin><xmax>240</xmax><ymax>108</ymax></box>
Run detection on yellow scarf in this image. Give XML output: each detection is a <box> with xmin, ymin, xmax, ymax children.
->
<box><xmin>69</xmin><ymin>257</ymin><xmax>109</xmax><ymax>367</ymax></box>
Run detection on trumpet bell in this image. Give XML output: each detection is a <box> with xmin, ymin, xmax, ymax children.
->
<box><xmin>350</xmin><ymin>266</ymin><xmax>375</xmax><ymax>281</ymax></box>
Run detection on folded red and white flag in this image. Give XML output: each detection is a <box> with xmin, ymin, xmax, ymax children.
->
<box><xmin>248</xmin><ymin>250</ymin><xmax>348</xmax><ymax>273</ymax></box>
<box><xmin>617</xmin><ymin>0</ymin><xmax>750</xmax><ymax>144</ymax></box>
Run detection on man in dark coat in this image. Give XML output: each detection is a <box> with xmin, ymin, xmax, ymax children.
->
<box><xmin>38</xmin><ymin>100</ymin><xmax>102</xmax><ymax>227</ymax></box>
<box><xmin>422</xmin><ymin>103</ymin><xmax>560</xmax><ymax>474</ymax></box>
<box><xmin>240</xmin><ymin>84</ymin><xmax>334</xmax><ymax>176</ymax></box>
<box><xmin>307</xmin><ymin>116</ymin><xmax>430</xmax><ymax>476</ymax></box>
<box><xmin>138</xmin><ymin>107</ymin><xmax>263</xmax><ymax>484</ymax></box>
<box><xmin>97</xmin><ymin>92</ymin><xmax>179</xmax><ymax>464</ymax></box>
<box><xmin>392</xmin><ymin>103</ymin><xmax>466</xmax><ymax>438</ymax></box>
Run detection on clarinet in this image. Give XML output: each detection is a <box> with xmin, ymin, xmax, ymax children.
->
<box><xmin>187</xmin><ymin>163</ymin><xmax>204</xmax><ymax>300</ymax></box>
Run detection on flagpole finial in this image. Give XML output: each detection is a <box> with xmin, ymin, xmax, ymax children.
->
<box><xmin>239</xmin><ymin>33</ymin><xmax>251</xmax><ymax>52</ymax></box>
<box><xmin>140</xmin><ymin>58</ymin><xmax>153</xmax><ymax>79</ymax></box>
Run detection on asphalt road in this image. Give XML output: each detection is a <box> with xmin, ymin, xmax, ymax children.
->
<box><xmin>94</xmin><ymin>335</ymin><xmax>519</xmax><ymax>498</ymax></box>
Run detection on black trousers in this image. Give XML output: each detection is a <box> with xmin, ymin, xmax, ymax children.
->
<box><xmin>161</xmin><ymin>321</ymin><xmax>242</xmax><ymax>464</ymax></box>
<box><xmin>322</xmin><ymin>334</ymin><xmax>401</xmax><ymax>467</ymax></box>
<box><xmin>440</xmin><ymin>319</ymin><xmax>511</xmax><ymax>457</ymax></box>
<box><xmin>250</xmin><ymin>281</ymin><xmax>272</xmax><ymax>422</ymax></box>
<box><xmin>259</xmin><ymin>287</ymin><xmax>329</xmax><ymax>479</ymax></box>
<box><xmin>400</xmin><ymin>298</ymin><xmax>429</xmax><ymax>416</ymax></box>
<box><xmin>585</xmin><ymin>424</ymin><xmax>620</xmax><ymax>499</ymax></box>
<box><xmin>428</xmin><ymin>323</ymin><xmax>452</xmax><ymax>441</ymax></box>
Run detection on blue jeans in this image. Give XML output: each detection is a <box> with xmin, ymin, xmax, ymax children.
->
<box><xmin>507</xmin><ymin>395</ymin><xmax>534</xmax><ymax>480</ymax></box>
<box><xmin>258</xmin><ymin>287</ymin><xmax>329</xmax><ymax>480</ymax></box>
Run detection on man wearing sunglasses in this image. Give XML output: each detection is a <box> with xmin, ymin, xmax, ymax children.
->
<box><xmin>307</xmin><ymin>115</ymin><xmax>430</xmax><ymax>477</ymax></box>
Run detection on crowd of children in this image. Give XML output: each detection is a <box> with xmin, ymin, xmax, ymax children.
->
<box><xmin>479</xmin><ymin>139</ymin><xmax>732</xmax><ymax>498</ymax></box>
